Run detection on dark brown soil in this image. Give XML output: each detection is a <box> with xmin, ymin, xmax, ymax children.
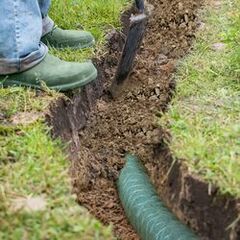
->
<box><xmin>48</xmin><ymin>0</ymin><xmax>240</xmax><ymax>239</ymax></box>
<box><xmin>152</xmin><ymin>152</ymin><xmax>240</xmax><ymax>240</ymax></box>
<box><xmin>71</xmin><ymin>0</ymin><xmax>203</xmax><ymax>239</ymax></box>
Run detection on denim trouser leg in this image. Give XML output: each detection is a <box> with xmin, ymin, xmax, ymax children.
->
<box><xmin>38</xmin><ymin>0</ymin><xmax>54</xmax><ymax>36</ymax></box>
<box><xmin>0</xmin><ymin>0</ymin><xmax>49</xmax><ymax>75</ymax></box>
<box><xmin>38</xmin><ymin>0</ymin><xmax>51</xmax><ymax>16</ymax></box>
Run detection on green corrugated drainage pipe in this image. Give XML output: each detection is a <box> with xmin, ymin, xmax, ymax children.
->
<box><xmin>117</xmin><ymin>154</ymin><xmax>198</xmax><ymax>240</ymax></box>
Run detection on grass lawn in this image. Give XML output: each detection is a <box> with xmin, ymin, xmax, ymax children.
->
<box><xmin>0</xmin><ymin>0</ymin><xmax>128</xmax><ymax>239</ymax></box>
<box><xmin>160</xmin><ymin>0</ymin><xmax>240</xmax><ymax>197</ymax></box>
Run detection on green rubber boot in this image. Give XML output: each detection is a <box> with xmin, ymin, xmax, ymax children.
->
<box><xmin>41</xmin><ymin>26</ymin><xmax>95</xmax><ymax>49</ymax></box>
<box><xmin>0</xmin><ymin>54</ymin><xmax>97</xmax><ymax>92</ymax></box>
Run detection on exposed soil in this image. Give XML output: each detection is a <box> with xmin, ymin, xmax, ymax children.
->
<box><xmin>71</xmin><ymin>0</ymin><xmax>202</xmax><ymax>239</ymax></box>
<box><xmin>154</xmin><ymin>153</ymin><xmax>240</xmax><ymax>240</ymax></box>
<box><xmin>48</xmin><ymin>0</ymin><xmax>240</xmax><ymax>239</ymax></box>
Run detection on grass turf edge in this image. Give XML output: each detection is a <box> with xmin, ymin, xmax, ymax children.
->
<box><xmin>0</xmin><ymin>122</ymin><xmax>114</xmax><ymax>239</ymax></box>
<box><xmin>160</xmin><ymin>0</ymin><xmax>240</xmax><ymax>197</ymax></box>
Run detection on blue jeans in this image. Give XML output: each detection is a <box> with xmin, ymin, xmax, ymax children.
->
<box><xmin>0</xmin><ymin>0</ymin><xmax>54</xmax><ymax>74</ymax></box>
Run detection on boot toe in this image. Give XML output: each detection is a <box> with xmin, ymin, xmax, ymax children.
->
<box><xmin>42</xmin><ymin>27</ymin><xmax>96</xmax><ymax>49</ymax></box>
<box><xmin>79</xmin><ymin>31</ymin><xmax>95</xmax><ymax>46</ymax></box>
<box><xmin>63</xmin><ymin>30</ymin><xmax>95</xmax><ymax>48</ymax></box>
<box><xmin>52</xmin><ymin>61</ymin><xmax>97</xmax><ymax>91</ymax></box>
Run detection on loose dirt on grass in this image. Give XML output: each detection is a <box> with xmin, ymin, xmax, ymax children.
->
<box><xmin>70</xmin><ymin>0</ymin><xmax>203</xmax><ymax>239</ymax></box>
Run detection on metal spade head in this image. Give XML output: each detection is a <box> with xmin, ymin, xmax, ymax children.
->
<box><xmin>110</xmin><ymin>3</ymin><xmax>148</xmax><ymax>98</ymax></box>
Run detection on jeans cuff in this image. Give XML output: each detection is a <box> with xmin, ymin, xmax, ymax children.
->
<box><xmin>0</xmin><ymin>43</ymin><xmax>48</xmax><ymax>75</ymax></box>
<box><xmin>42</xmin><ymin>16</ymin><xmax>54</xmax><ymax>37</ymax></box>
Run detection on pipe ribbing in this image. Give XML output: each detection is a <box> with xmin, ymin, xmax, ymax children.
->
<box><xmin>117</xmin><ymin>154</ymin><xmax>198</xmax><ymax>240</ymax></box>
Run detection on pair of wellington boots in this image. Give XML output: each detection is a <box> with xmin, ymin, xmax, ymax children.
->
<box><xmin>0</xmin><ymin>27</ymin><xmax>97</xmax><ymax>91</ymax></box>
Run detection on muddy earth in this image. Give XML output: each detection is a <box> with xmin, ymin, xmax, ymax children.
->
<box><xmin>52</xmin><ymin>0</ymin><xmax>240</xmax><ymax>239</ymax></box>
<box><xmin>70</xmin><ymin>0</ymin><xmax>202</xmax><ymax>239</ymax></box>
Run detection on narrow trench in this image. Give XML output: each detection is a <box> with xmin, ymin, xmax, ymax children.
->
<box><xmin>70</xmin><ymin>0</ymin><xmax>202</xmax><ymax>239</ymax></box>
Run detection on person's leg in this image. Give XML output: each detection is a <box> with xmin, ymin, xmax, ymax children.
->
<box><xmin>38</xmin><ymin>0</ymin><xmax>95</xmax><ymax>49</ymax></box>
<box><xmin>38</xmin><ymin>0</ymin><xmax>54</xmax><ymax>36</ymax></box>
<box><xmin>38</xmin><ymin>0</ymin><xmax>51</xmax><ymax>17</ymax></box>
<box><xmin>0</xmin><ymin>0</ymin><xmax>97</xmax><ymax>91</ymax></box>
<box><xmin>0</xmin><ymin>0</ymin><xmax>47</xmax><ymax>75</ymax></box>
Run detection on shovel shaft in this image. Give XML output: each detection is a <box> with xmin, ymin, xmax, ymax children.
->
<box><xmin>110</xmin><ymin>14</ymin><xmax>147</xmax><ymax>97</ymax></box>
<box><xmin>135</xmin><ymin>0</ymin><xmax>145</xmax><ymax>13</ymax></box>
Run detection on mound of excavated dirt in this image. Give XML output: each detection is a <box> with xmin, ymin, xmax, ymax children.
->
<box><xmin>70</xmin><ymin>0</ymin><xmax>203</xmax><ymax>239</ymax></box>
